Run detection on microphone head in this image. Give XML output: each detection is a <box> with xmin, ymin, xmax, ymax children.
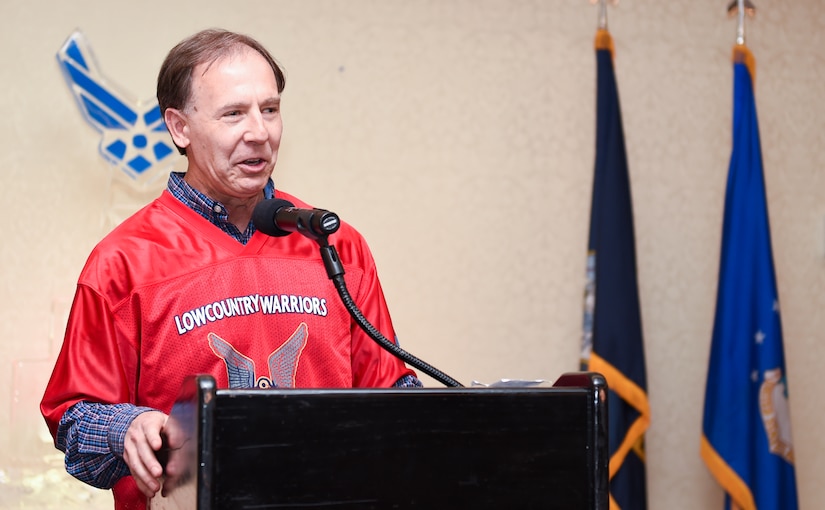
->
<box><xmin>253</xmin><ymin>198</ymin><xmax>295</xmax><ymax>237</ymax></box>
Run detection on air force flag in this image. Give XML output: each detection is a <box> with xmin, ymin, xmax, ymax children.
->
<box><xmin>700</xmin><ymin>44</ymin><xmax>799</xmax><ymax>510</ymax></box>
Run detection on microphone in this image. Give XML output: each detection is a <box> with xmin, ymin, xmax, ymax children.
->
<box><xmin>253</xmin><ymin>198</ymin><xmax>341</xmax><ymax>240</ymax></box>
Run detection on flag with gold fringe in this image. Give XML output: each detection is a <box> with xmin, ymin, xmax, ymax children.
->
<box><xmin>700</xmin><ymin>43</ymin><xmax>799</xmax><ymax>510</ymax></box>
<box><xmin>581</xmin><ymin>28</ymin><xmax>650</xmax><ymax>510</ymax></box>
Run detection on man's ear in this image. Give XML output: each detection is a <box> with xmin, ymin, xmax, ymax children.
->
<box><xmin>164</xmin><ymin>108</ymin><xmax>190</xmax><ymax>151</ymax></box>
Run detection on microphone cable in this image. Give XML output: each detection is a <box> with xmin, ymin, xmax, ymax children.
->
<box><xmin>319</xmin><ymin>243</ymin><xmax>464</xmax><ymax>388</ymax></box>
<box><xmin>253</xmin><ymin>197</ymin><xmax>464</xmax><ymax>388</ymax></box>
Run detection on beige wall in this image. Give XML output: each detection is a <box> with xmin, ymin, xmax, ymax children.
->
<box><xmin>1</xmin><ymin>0</ymin><xmax>823</xmax><ymax>507</ymax></box>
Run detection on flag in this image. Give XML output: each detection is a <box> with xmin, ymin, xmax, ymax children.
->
<box><xmin>700</xmin><ymin>44</ymin><xmax>799</xmax><ymax>510</ymax></box>
<box><xmin>581</xmin><ymin>29</ymin><xmax>650</xmax><ymax>510</ymax></box>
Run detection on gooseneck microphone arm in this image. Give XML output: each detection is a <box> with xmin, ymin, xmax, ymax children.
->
<box><xmin>316</xmin><ymin>237</ymin><xmax>463</xmax><ymax>388</ymax></box>
<box><xmin>253</xmin><ymin>198</ymin><xmax>463</xmax><ymax>388</ymax></box>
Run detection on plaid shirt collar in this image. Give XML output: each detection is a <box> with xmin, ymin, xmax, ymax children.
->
<box><xmin>166</xmin><ymin>171</ymin><xmax>275</xmax><ymax>245</ymax></box>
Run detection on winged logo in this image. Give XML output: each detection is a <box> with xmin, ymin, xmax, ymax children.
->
<box><xmin>57</xmin><ymin>31</ymin><xmax>177</xmax><ymax>179</ymax></box>
<box><xmin>208</xmin><ymin>323</ymin><xmax>309</xmax><ymax>389</ymax></box>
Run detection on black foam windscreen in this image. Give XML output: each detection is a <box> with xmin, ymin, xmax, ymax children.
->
<box><xmin>252</xmin><ymin>198</ymin><xmax>295</xmax><ymax>237</ymax></box>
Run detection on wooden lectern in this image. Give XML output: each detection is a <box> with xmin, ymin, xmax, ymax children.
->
<box><xmin>151</xmin><ymin>372</ymin><xmax>607</xmax><ymax>509</ymax></box>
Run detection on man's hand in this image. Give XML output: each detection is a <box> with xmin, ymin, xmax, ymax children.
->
<box><xmin>159</xmin><ymin>408</ymin><xmax>194</xmax><ymax>496</ymax></box>
<box><xmin>123</xmin><ymin>410</ymin><xmax>168</xmax><ymax>498</ymax></box>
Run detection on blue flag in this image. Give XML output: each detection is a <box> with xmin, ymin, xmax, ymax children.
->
<box><xmin>700</xmin><ymin>44</ymin><xmax>799</xmax><ymax>510</ymax></box>
<box><xmin>582</xmin><ymin>29</ymin><xmax>650</xmax><ymax>510</ymax></box>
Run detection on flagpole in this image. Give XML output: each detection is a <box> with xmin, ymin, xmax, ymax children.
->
<box><xmin>726</xmin><ymin>0</ymin><xmax>757</xmax><ymax>46</ymax></box>
<box><xmin>585</xmin><ymin>2</ymin><xmax>651</xmax><ymax>507</ymax></box>
<box><xmin>701</xmin><ymin>2</ymin><xmax>799</xmax><ymax>508</ymax></box>
<box><xmin>736</xmin><ymin>0</ymin><xmax>745</xmax><ymax>44</ymax></box>
<box><xmin>597</xmin><ymin>0</ymin><xmax>607</xmax><ymax>30</ymax></box>
<box><xmin>590</xmin><ymin>0</ymin><xmax>618</xmax><ymax>31</ymax></box>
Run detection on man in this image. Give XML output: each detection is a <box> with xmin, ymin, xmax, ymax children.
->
<box><xmin>41</xmin><ymin>29</ymin><xmax>420</xmax><ymax>510</ymax></box>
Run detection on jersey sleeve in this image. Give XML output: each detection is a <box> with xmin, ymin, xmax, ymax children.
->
<box><xmin>41</xmin><ymin>283</ymin><xmax>135</xmax><ymax>440</ymax></box>
<box><xmin>340</xmin><ymin>231</ymin><xmax>417</xmax><ymax>387</ymax></box>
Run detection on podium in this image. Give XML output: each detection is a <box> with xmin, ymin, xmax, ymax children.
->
<box><xmin>152</xmin><ymin>372</ymin><xmax>608</xmax><ymax>509</ymax></box>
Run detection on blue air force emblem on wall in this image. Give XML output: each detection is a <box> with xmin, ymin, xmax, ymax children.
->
<box><xmin>57</xmin><ymin>31</ymin><xmax>176</xmax><ymax>179</ymax></box>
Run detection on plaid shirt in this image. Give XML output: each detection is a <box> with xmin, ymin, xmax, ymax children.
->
<box><xmin>58</xmin><ymin>173</ymin><xmax>420</xmax><ymax>489</ymax></box>
<box><xmin>166</xmin><ymin>171</ymin><xmax>274</xmax><ymax>244</ymax></box>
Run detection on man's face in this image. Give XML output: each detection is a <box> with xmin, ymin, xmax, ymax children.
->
<box><xmin>168</xmin><ymin>47</ymin><xmax>283</xmax><ymax>202</ymax></box>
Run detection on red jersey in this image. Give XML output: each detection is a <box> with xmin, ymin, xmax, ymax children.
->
<box><xmin>41</xmin><ymin>189</ymin><xmax>415</xmax><ymax>508</ymax></box>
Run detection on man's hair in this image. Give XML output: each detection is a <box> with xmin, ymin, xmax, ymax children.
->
<box><xmin>157</xmin><ymin>28</ymin><xmax>286</xmax><ymax>154</ymax></box>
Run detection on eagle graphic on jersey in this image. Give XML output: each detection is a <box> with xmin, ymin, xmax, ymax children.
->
<box><xmin>207</xmin><ymin>323</ymin><xmax>309</xmax><ymax>389</ymax></box>
<box><xmin>56</xmin><ymin>31</ymin><xmax>176</xmax><ymax>179</ymax></box>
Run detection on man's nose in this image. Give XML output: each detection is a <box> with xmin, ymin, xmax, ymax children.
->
<box><xmin>244</xmin><ymin>111</ymin><xmax>269</xmax><ymax>142</ymax></box>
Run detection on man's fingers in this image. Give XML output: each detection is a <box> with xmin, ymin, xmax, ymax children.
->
<box><xmin>123</xmin><ymin>411</ymin><xmax>169</xmax><ymax>497</ymax></box>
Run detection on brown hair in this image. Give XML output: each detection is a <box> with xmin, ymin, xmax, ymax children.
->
<box><xmin>157</xmin><ymin>29</ymin><xmax>286</xmax><ymax>154</ymax></box>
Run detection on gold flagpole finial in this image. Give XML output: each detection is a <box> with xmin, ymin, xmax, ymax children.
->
<box><xmin>727</xmin><ymin>0</ymin><xmax>756</xmax><ymax>45</ymax></box>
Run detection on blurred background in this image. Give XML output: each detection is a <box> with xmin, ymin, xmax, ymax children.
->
<box><xmin>1</xmin><ymin>0</ymin><xmax>823</xmax><ymax>508</ymax></box>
